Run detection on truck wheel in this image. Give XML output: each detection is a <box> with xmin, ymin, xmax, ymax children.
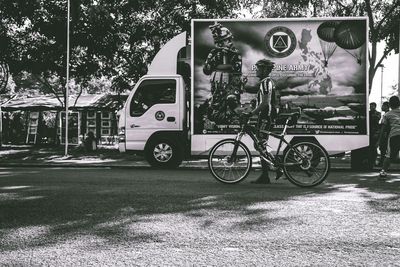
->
<box><xmin>145</xmin><ymin>138</ymin><xmax>182</xmax><ymax>168</ymax></box>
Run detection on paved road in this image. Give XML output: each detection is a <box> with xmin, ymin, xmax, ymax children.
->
<box><xmin>0</xmin><ymin>167</ymin><xmax>399</xmax><ymax>266</ymax></box>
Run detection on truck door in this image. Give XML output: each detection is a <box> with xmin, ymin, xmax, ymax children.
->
<box><xmin>125</xmin><ymin>78</ymin><xmax>181</xmax><ymax>151</ymax></box>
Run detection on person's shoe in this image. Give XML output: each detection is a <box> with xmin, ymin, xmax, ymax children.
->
<box><xmin>275</xmin><ymin>168</ymin><xmax>284</xmax><ymax>180</ymax></box>
<box><xmin>379</xmin><ymin>170</ymin><xmax>387</xmax><ymax>180</ymax></box>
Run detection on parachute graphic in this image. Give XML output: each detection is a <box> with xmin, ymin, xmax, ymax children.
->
<box><xmin>317</xmin><ymin>21</ymin><xmax>339</xmax><ymax>67</ymax></box>
<box><xmin>334</xmin><ymin>21</ymin><xmax>366</xmax><ymax>65</ymax></box>
<box><xmin>317</xmin><ymin>20</ymin><xmax>366</xmax><ymax>66</ymax></box>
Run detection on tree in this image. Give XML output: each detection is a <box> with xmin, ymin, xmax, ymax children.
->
<box><xmin>0</xmin><ymin>0</ymin><xmax>240</xmax><ymax>102</ymax></box>
<box><xmin>244</xmin><ymin>0</ymin><xmax>399</xmax><ymax>94</ymax></box>
<box><xmin>67</xmin><ymin>0</ymin><xmax>240</xmax><ymax>90</ymax></box>
<box><xmin>1</xmin><ymin>1</ymin><xmax>73</xmax><ymax>106</ymax></box>
<box><xmin>0</xmin><ymin>61</ymin><xmax>9</xmax><ymax>94</ymax></box>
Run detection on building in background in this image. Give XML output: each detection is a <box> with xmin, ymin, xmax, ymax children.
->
<box><xmin>0</xmin><ymin>94</ymin><xmax>127</xmax><ymax>146</ymax></box>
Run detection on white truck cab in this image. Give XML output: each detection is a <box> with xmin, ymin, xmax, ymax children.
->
<box><xmin>118</xmin><ymin>32</ymin><xmax>188</xmax><ymax>167</ymax></box>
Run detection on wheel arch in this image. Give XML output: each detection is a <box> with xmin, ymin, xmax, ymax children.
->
<box><xmin>145</xmin><ymin>131</ymin><xmax>186</xmax><ymax>152</ymax></box>
<box><xmin>289</xmin><ymin>136</ymin><xmax>321</xmax><ymax>146</ymax></box>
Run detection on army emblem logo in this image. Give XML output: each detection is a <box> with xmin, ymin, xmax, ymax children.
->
<box><xmin>155</xmin><ymin>111</ymin><xmax>165</xmax><ymax>121</ymax></box>
<box><xmin>265</xmin><ymin>26</ymin><xmax>297</xmax><ymax>58</ymax></box>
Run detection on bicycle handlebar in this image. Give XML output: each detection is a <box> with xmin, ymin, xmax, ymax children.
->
<box><xmin>238</xmin><ymin>111</ymin><xmax>300</xmax><ymax>135</ymax></box>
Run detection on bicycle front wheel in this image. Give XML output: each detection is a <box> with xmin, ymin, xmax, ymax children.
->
<box><xmin>208</xmin><ymin>139</ymin><xmax>252</xmax><ymax>184</ymax></box>
<box><xmin>283</xmin><ymin>142</ymin><xmax>330</xmax><ymax>187</ymax></box>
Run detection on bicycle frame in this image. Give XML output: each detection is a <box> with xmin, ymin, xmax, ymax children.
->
<box><xmin>209</xmin><ymin>114</ymin><xmax>330</xmax><ymax>187</ymax></box>
<box><xmin>231</xmin><ymin>116</ymin><xmax>306</xmax><ymax>166</ymax></box>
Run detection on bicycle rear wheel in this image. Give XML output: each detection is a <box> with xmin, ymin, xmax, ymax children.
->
<box><xmin>208</xmin><ymin>139</ymin><xmax>252</xmax><ymax>184</ymax></box>
<box><xmin>283</xmin><ymin>142</ymin><xmax>330</xmax><ymax>187</ymax></box>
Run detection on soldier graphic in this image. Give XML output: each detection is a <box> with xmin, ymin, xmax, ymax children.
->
<box><xmin>203</xmin><ymin>22</ymin><xmax>246</xmax><ymax>125</ymax></box>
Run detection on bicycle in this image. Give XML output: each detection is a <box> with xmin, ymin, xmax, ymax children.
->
<box><xmin>208</xmin><ymin>112</ymin><xmax>330</xmax><ymax>187</ymax></box>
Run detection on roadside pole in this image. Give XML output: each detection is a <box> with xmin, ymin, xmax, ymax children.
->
<box><xmin>65</xmin><ymin>0</ymin><xmax>70</xmax><ymax>156</ymax></box>
<box><xmin>0</xmin><ymin>63</ymin><xmax>8</xmax><ymax>149</ymax></box>
<box><xmin>380</xmin><ymin>64</ymin><xmax>384</xmax><ymax>108</ymax></box>
<box><xmin>0</xmin><ymin>105</ymin><xmax>2</xmax><ymax>149</ymax></box>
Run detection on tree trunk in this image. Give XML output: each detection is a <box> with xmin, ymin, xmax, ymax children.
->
<box><xmin>368</xmin><ymin>42</ymin><xmax>377</xmax><ymax>95</ymax></box>
<box><xmin>0</xmin><ymin>105</ymin><xmax>2</xmax><ymax>149</ymax></box>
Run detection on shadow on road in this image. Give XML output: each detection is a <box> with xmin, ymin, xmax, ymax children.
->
<box><xmin>0</xmin><ymin>168</ymin><xmax>399</xmax><ymax>251</ymax></box>
<box><xmin>345</xmin><ymin>172</ymin><xmax>400</xmax><ymax>213</ymax></box>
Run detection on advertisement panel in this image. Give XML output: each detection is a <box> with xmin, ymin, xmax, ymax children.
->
<box><xmin>193</xmin><ymin>19</ymin><xmax>368</xmax><ymax>135</ymax></box>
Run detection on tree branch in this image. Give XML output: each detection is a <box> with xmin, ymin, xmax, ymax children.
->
<box><xmin>350</xmin><ymin>0</ymin><xmax>358</xmax><ymax>15</ymax></box>
<box><xmin>335</xmin><ymin>0</ymin><xmax>352</xmax><ymax>15</ymax></box>
<box><xmin>376</xmin><ymin>2</ymin><xmax>400</xmax><ymax>32</ymax></box>
<box><xmin>368</xmin><ymin>47</ymin><xmax>372</xmax><ymax>64</ymax></box>
<box><xmin>335</xmin><ymin>0</ymin><xmax>347</xmax><ymax>9</ymax></box>
<box><xmin>32</xmin><ymin>74</ymin><xmax>64</xmax><ymax>107</ymax></box>
<box><xmin>73</xmin><ymin>86</ymin><xmax>83</xmax><ymax>107</ymax></box>
<box><xmin>0</xmin><ymin>62</ymin><xmax>9</xmax><ymax>92</ymax></box>
<box><xmin>119</xmin><ymin>52</ymin><xmax>134</xmax><ymax>68</ymax></box>
<box><xmin>364</xmin><ymin>0</ymin><xmax>375</xmax><ymax>32</ymax></box>
<box><xmin>0</xmin><ymin>94</ymin><xmax>17</xmax><ymax>106</ymax></box>
<box><xmin>373</xmin><ymin>48</ymin><xmax>393</xmax><ymax>74</ymax></box>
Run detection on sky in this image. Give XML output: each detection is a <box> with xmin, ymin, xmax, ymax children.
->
<box><xmin>369</xmin><ymin>42</ymin><xmax>399</xmax><ymax>110</ymax></box>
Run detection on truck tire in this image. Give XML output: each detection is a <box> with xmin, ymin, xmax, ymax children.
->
<box><xmin>145</xmin><ymin>138</ymin><xmax>183</xmax><ymax>169</ymax></box>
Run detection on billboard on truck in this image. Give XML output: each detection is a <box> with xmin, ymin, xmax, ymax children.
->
<box><xmin>192</xmin><ymin>18</ymin><xmax>368</xmax><ymax>136</ymax></box>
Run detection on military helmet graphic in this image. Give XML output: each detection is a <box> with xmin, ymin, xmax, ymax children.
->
<box><xmin>216</xmin><ymin>27</ymin><xmax>232</xmax><ymax>42</ymax></box>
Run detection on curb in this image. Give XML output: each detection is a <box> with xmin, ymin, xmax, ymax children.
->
<box><xmin>1</xmin><ymin>162</ymin><xmax>396</xmax><ymax>172</ymax></box>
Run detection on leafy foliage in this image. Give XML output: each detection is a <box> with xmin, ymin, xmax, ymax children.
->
<box><xmin>0</xmin><ymin>0</ymin><xmax>239</xmax><ymax>104</ymax></box>
<box><xmin>1</xmin><ymin>0</ymin><xmax>397</xmax><ymax>98</ymax></box>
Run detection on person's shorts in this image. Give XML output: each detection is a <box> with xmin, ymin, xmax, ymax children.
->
<box><xmin>386</xmin><ymin>135</ymin><xmax>400</xmax><ymax>159</ymax></box>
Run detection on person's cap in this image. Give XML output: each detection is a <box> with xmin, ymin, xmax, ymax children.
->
<box><xmin>256</xmin><ymin>59</ymin><xmax>275</xmax><ymax>68</ymax></box>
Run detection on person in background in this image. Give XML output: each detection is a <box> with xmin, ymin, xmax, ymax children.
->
<box><xmin>377</xmin><ymin>101</ymin><xmax>390</xmax><ymax>166</ymax></box>
<box><xmin>84</xmin><ymin>131</ymin><xmax>97</xmax><ymax>152</ymax></box>
<box><xmin>379</xmin><ymin>96</ymin><xmax>400</xmax><ymax>178</ymax></box>
<box><xmin>369</xmin><ymin>102</ymin><xmax>381</xmax><ymax>169</ymax></box>
<box><xmin>381</xmin><ymin>101</ymin><xmax>390</xmax><ymax>114</ymax></box>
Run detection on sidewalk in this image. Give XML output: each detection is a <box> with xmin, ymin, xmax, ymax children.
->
<box><xmin>0</xmin><ymin>145</ymin><xmax>149</xmax><ymax>168</ymax></box>
<box><xmin>0</xmin><ymin>145</ymin><xmax>399</xmax><ymax>170</ymax></box>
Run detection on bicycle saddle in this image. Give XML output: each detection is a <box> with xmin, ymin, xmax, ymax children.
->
<box><xmin>277</xmin><ymin>112</ymin><xmax>300</xmax><ymax>126</ymax></box>
<box><xmin>279</xmin><ymin>112</ymin><xmax>300</xmax><ymax>119</ymax></box>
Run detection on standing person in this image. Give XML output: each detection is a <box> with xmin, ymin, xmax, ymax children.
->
<box><xmin>369</xmin><ymin>102</ymin><xmax>381</xmax><ymax>169</ymax></box>
<box><xmin>84</xmin><ymin>131</ymin><xmax>97</xmax><ymax>153</ymax></box>
<box><xmin>247</xmin><ymin>59</ymin><xmax>281</xmax><ymax>184</ymax></box>
<box><xmin>378</xmin><ymin>101</ymin><xmax>390</xmax><ymax>166</ymax></box>
<box><xmin>379</xmin><ymin>96</ymin><xmax>400</xmax><ymax>178</ymax></box>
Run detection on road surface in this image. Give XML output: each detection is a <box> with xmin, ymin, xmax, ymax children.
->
<box><xmin>0</xmin><ymin>167</ymin><xmax>399</xmax><ymax>266</ymax></box>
